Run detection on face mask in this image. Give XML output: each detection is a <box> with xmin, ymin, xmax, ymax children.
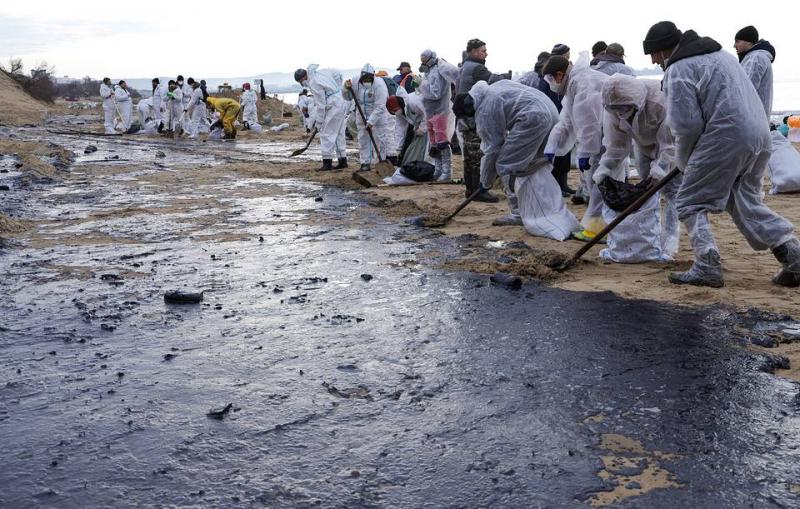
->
<box><xmin>544</xmin><ymin>75</ymin><xmax>565</xmax><ymax>94</ymax></box>
<box><xmin>363</xmin><ymin>82</ymin><xmax>373</xmax><ymax>88</ymax></box>
<box><xmin>301</xmin><ymin>80</ymin><xmax>309</xmax><ymax>88</ymax></box>
<box><xmin>177</xmin><ymin>81</ymin><xmax>183</xmax><ymax>86</ymax></box>
<box><xmin>419</xmin><ymin>64</ymin><xmax>429</xmax><ymax>73</ymax></box>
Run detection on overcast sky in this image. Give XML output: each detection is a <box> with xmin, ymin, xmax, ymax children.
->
<box><xmin>2</xmin><ymin>0</ymin><xmax>798</xmax><ymax>81</ymax></box>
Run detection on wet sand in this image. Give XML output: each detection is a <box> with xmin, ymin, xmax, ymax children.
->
<box><xmin>3</xmin><ymin>113</ymin><xmax>800</xmax><ymax>507</ymax></box>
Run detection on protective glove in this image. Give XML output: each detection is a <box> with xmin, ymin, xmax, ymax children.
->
<box><xmin>344</xmin><ymin>79</ymin><xmax>352</xmax><ymax>89</ymax></box>
<box><xmin>545</xmin><ymin>153</ymin><xmax>555</xmax><ymax>163</ymax></box>
<box><xmin>649</xmin><ymin>160</ymin><xmax>669</xmax><ymax>181</ymax></box>
<box><xmin>414</xmin><ymin>127</ymin><xmax>425</xmax><ymax>136</ymax></box>
<box><xmin>578</xmin><ymin>158</ymin><xmax>591</xmax><ymax>172</ymax></box>
<box><xmin>366</xmin><ymin>123</ymin><xmax>373</xmax><ymax>131</ymax></box>
<box><xmin>183</xmin><ymin>109</ymin><xmax>188</xmax><ymax>113</ymax></box>
<box><xmin>592</xmin><ymin>165</ymin><xmax>613</xmax><ymax>185</ymax></box>
<box><xmin>166</xmin><ymin>92</ymin><xmax>175</xmax><ymax>100</ymax></box>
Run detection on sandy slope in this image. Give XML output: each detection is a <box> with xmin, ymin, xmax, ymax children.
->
<box><xmin>0</xmin><ymin>72</ymin><xmax>49</xmax><ymax>125</ymax></box>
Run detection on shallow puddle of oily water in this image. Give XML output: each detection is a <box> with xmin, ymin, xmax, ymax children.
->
<box><xmin>1</xmin><ymin>143</ymin><xmax>800</xmax><ymax>508</ymax></box>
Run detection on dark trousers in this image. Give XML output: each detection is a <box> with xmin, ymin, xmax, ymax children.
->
<box><xmin>552</xmin><ymin>151</ymin><xmax>572</xmax><ymax>192</ymax></box>
<box><xmin>461</xmin><ymin>129</ymin><xmax>482</xmax><ymax>195</ymax></box>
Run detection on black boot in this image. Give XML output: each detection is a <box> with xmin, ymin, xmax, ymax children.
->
<box><xmin>772</xmin><ymin>238</ymin><xmax>800</xmax><ymax>287</ymax></box>
<box><xmin>358</xmin><ymin>163</ymin><xmax>371</xmax><ymax>172</ymax></box>
<box><xmin>317</xmin><ymin>159</ymin><xmax>333</xmax><ymax>171</ymax></box>
<box><xmin>387</xmin><ymin>155</ymin><xmax>399</xmax><ymax>167</ymax></box>
<box><xmin>334</xmin><ymin>157</ymin><xmax>348</xmax><ymax>169</ymax></box>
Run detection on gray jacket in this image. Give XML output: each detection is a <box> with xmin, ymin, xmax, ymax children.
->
<box><xmin>457</xmin><ymin>58</ymin><xmax>507</xmax><ymax>130</ymax></box>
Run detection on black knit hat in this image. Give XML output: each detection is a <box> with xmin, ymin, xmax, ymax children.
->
<box><xmin>643</xmin><ymin>21</ymin><xmax>682</xmax><ymax>55</ymax></box>
<box><xmin>466</xmin><ymin>38</ymin><xmax>486</xmax><ymax>52</ymax></box>
<box><xmin>551</xmin><ymin>43</ymin><xmax>570</xmax><ymax>56</ymax></box>
<box><xmin>735</xmin><ymin>25</ymin><xmax>759</xmax><ymax>43</ymax></box>
<box><xmin>592</xmin><ymin>41</ymin><xmax>607</xmax><ymax>56</ymax></box>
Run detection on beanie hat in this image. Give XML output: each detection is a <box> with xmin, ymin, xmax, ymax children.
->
<box><xmin>643</xmin><ymin>21</ymin><xmax>682</xmax><ymax>54</ymax></box>
<box><xmin>735</xmin><ymin>25</ymin><xmax>759</xmax><ymax>43</ymax></box>
<box><xmin>551</xmin><ymin>43</ymin><xmax>570</xmax><ymax>56</ymax></box>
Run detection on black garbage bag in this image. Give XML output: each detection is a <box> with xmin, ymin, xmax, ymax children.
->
<box><xmin>598</xmin><ymin>176</ymin><xmax>654</xmax><ymax>212</ymax></box>
<box><xmin>400</xmin><ymin>161</ymin><xmax>435</xmax><ymax>182</ymax></box>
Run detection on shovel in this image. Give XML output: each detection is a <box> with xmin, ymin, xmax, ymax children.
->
<box><xmin>555</xmin><ymin>167</ymin><xmax>681</xmax><ymax>272</ymax></box>
<box><xmin>290</xmin><ymin>127</ymin><xmax>318</xmax><ymax>157</ymax></box>
<box><xmin>349</xmin><ymin>84</ymin><xmax>395</xmax><ymax>177</ymax></box>
<box><xmin>422</xmin><ymin>188</ymin><xmax>482</xmax><ymax>227</ymax></box>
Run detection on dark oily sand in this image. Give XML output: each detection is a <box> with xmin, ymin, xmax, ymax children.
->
<box><xmin>2</xmin><ymin>127</ymin><xmax>800</xmax><ymax>508</ymax></box>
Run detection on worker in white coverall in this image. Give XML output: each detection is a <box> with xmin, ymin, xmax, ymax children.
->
<box><xmin>734</xmin><ymin>25</ymin><xmax>775</xmax><ymax>118</ymax></box>
<box><xmin>177</xmin><ymin>75</ymin><xmax>192</xmax><ymax>113</ymax></box>
<box><xmin>162</xmin><ymin>80</ymin><xmax>183</xmax><ymax>131</ymax></box>
<box><xmin>453</xmin><ymin>80</ymin><xmax>580</xmax><ymax>240</ymax></box>
<box><xmin>137</xmin><ymin>97</ymin><xmax>154</xmax><ymax>123</ymax></box>
<box><xmin>386</xmin><ymin>90</ymin><xmax>428</xmax><ymax>166</ymax></box>
<box><xmin>543</xmin><ymin>52</ymin><xmax>609</xmax><ymax>242</ymax></box>
<box><xmin>595</xmin><ymin>74</ymin><xmax>682</xmax><ymax>258</ymax></box>
<box><xmin>184</xmin><ymin>80</ymin><xmax>210</xmax><ymax>138</ymax></box>
<box><xmin>239</xmin><ymin>82</ymin><xmax>259</xmax><ymax>130</ymax></box>
<box><xmin>99</xmin><ymin>78</ymin><xmax>116</xmax><ymax>134</ymax></box>
<box><xmin>643</xmin><ymin>21</ymin><xmax>800</xmax><ymax>288</ymax></box>
<box><xmin>294</xmin><ymin>65</ymin><xmax>348</xmax><ymax>171</ymax></box>
<box><xmin>418</xmin><ymin>49</ymin><xmax>460</xmax><ymax>182</ymax></box>
<box><xmin>151</xmin><ymin>78</ymin><xmax>164</xmax><ymax>130</ymax></box>
<box><xmin>114</xmin><ymin>80</ymin><xmax>132</xmax><ymax>131</ymax></box>
<box><xmin>343</xmin><ymin>64</ymin><xmax>397</xmax><ymax>172</ymax></box>
<box><xmin>297</xmin><ymin>90</ymin><xmax>315</xmax><ymax>133</ymax></box>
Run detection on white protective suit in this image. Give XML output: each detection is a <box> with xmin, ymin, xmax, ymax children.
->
<box><xmin>663</xmin><ymin>41</ymin><xmax>794</xmax><ymax>270</ymax></box>
<box><xmin>113</xmin><ymin>86</ymin><xmax>132</xmax><ymax>131</ymax></box>
<box><xmin>180</xmin><ymin>82</ymin><xmax>192</xmax><ymax>111</ymax></box>
<box><xmin>186</xmin><ymin>87</ymin><xmax>210</xmax><ymax>138</ymax></box>
<box><xmin>151</xmin><ymin>83</ymin><xmax>164</xmax><ymax>124</ymax></box>
<box><xmin>544</xmin><ymin>52</ymin><xmax>609</xmax><ymax>235</ymax></box>
<box><xmin>516</xmin><ymin>70</ymin><xmax>541</xmax><ymax>89</ymax></box>
<box><xmin>342</xmin><ymin>64</ymin><xmax>396</xmax><ymax>164</ymax></box>
<box><xmin>418</xmin><ymin>52</ymin><xmax>460</xmax><ymax>178</ymax></box>
<box><xmin>598</xmin><ymin>75</ymin><xmax>682</xmax><ymax>260</ymax></box>
<box><xmin>297</xmin><ymin>94</ymin><xmax>316</xmax><ymax>131</ymax></box>
<box><xmin>740</xmin><ymin>43</ymin><xmax>775</xmax><ymax>118</ymax></box>
<box><xmin>305</xmin><ymin>64</ymin><xmax>347</xmax><ymax>160</ymax></box>
<box><xmin>472</xmin><ymin>80</ymin><xmax>580</xmax><ymax>241</ymax></box>
<box><xmin>392</xmin><ymin>89</ymin><xmax>428</xmax><ymax>164</ymax></box>
<box><xmin>240</xmin><ymin>89</ymin><xmax>259</xmax><ymax>128</ymax></box>
<box><xmin>99</xmin><ymin>82</ymin><xmax>116</xmax><ymax>134</ymax></box>
<box><xmin>137</xmin><ymin>98</ymin><xmax>154</xmax><ymax>123</ymax></box>
<box><xmin>162</xmin><ymin>86</ymin><xmax>183</xmax><ymax>130</ymax></box>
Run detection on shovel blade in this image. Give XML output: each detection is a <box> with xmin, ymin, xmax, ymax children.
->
<box><xmin>351</xmin><ymin>172</ymin><xmax>375</xmax><ymax>188</ymax></box>
<box><xmin>290</xmin><ymin>147</ymin><xmax>307</xmax><ymax>157</ymax></box>
<box><xmin>374</xmin><ymin>161</ymin><xmax>395</xmax><ymax>178</ymax></box>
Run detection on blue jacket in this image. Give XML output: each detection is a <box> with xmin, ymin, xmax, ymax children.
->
<box><xmin>536</xmin><ymin>76</ymin><xmax>562</xmax><ymax>112</ymax></box>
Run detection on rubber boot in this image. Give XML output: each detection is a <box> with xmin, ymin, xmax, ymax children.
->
<box><xmin>492</xmin><ymin>214</ymin><xmax>523</xmax><ymax>226</ymax></box>
<box><xmin>669</xmin><ymin>213</ymin><xmax>724</xmax><ymax>288</ymax></box>
<box><xmin>317</xmin><ymin>159</ymin><xmax>333</xmax><ymax>171</ymax></box>
<box><xmin>432</xmin><ymin>155</ymin><xmax>443</xmax><ymax>180</ymax></box>
<box><xmin>668</xmin><ymin>250</ymin><xmax>724</xmax><ymax>288</ymax></box>
<box><xmin>772</xmin><ymin>237</ymin><xmax>800</xmax><ymax>287</ymax></box>
<box><xmin>437</xmin><ymin>148</ymin><xmax>452</xmax><ymax>182</ymax></box>
<box><xmin>358</xmin><ymin>163</ymin><xmax>371</xmax><ymax>172</ymax></box>
<box><xmin>334</xmin><ymin>157</ymin><xmax>348</xmax><ymax>170</ymax></box>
